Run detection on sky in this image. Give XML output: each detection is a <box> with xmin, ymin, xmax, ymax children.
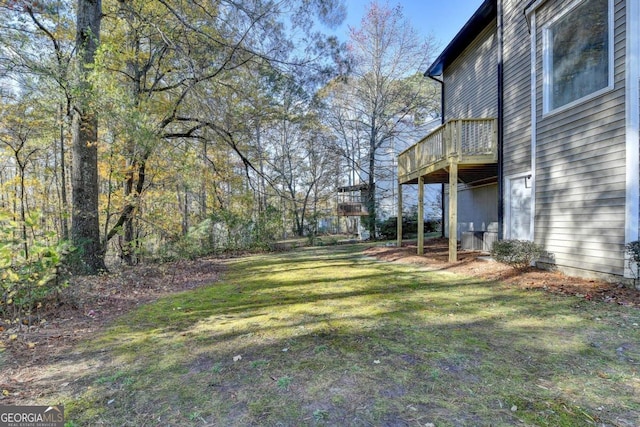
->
<box><xmin>333</xmin><ymin>0</ymin><xmax>486</xmax><ymax>48</ymax></box>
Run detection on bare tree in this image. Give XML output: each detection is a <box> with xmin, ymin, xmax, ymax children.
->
<box><xmin>326</xmin><ymin>1</ymin><xmax>439</xmax><ymax>237</ymax></box>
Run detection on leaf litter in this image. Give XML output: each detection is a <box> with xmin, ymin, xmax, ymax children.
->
<box><xmin>0</xmin><ymin>256</ymin><xmax>226</xmax><ymax>404</ymax></box>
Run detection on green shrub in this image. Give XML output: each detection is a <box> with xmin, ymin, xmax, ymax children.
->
<box><xmin>490</xmin><ymin>239</ymin><xmax>545</xmax><ymax>270</ymax></box>
<box><xmin>155</xmin><ymin>208</ymin><xmax>281</xmax><ymax>261</ymax></box>
<box><xmin>625</xmin><ymin>241</ymin><xmax>640</xmax><ymax>287</ymax></box>
<box><xmin>378</xmin><ymin>216</ymin><xmax>439</xmax><ymax>240</ymax></box>
<box><xmin>625</xmin><ymin>241</ymin><xmax>640</xmax><ymax>264</ymax></box>
<box><xmin>0</xmin><ymin>212</ymin><xmax>70</xmax><ymax>323</ymax></box>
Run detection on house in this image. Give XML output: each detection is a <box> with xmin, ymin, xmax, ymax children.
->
<box><xmin>397</xmin><ymin>0</ymin><xmax>640</xmax><ymax>280</ymax></box>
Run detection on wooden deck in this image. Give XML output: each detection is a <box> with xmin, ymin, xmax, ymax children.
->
<box><xmin>398</xmin><ymin>118</ymin><xmax>498</xmax><ymax>185</ymax></box>
<box><xmin>397</xmin><ymin>118</ymin><xmax>498</xmax><ymax>263</ymax></box>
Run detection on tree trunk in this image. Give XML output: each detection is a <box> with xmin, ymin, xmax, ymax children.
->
<box><xmin>19</xmin><ymin>168</ymin><xmax>28</xmax><ymax>260</ymax></box>
<box><xmin>59</xmin><ymin>104</ymin><xmax>70</xmax><ymax>241</ymax></box>
<box><xmin>121</xmin><ymin>159</ymin><xmax>136</xmax><ymax>265</ymax></box>
<box><xmin>366</xmin><ymin>135</ymin><xmax>377</xmax><ymax>239</ymax></box>
<box><xmin>182</xmin><ymin>184</ymin><xmax>189</xmax><ymax>236</ymax></box>
<box><xmin>294</xmin><ymin>208</ymin><xmax>303</xmax><ymax>236</ymax></box>
<box><xmin>200</xmin><ymin>141</ymin><xmax>208</xmax><ymax>218</ymax></box>
<box><xmin>255</xmin><ymin>122</ymin><xmax>267</xmax><ymax>214</ymax></box>
<box><xmin>104</xmin><ymin>154</ymin><xmax>149</xmax><ymax>262</ymax></box>
<box><xmin>71</xmin><ymin>0</ymin><xmax>106</xmax><ymax>273</ymax></box>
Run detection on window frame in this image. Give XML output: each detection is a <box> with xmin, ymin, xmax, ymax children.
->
<box><xmin>541</xmin><ymin>0</ymin><xmax>614</xmax><ymax>116</ymax></box>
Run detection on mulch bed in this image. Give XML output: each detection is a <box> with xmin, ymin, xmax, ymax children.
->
<box><xmin>364</xmin><ymin>238</ymin><xmax>640</xmax><ymax>308</ymax></box>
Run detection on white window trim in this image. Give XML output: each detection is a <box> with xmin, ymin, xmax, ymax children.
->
<box><xmin>504</xmin><ymin>172</ymin><xmax>534</xmax><ymax>242</ymax></box>
<box><xmin>625</xmin><ymin>0</ymin><xmax>640</xmax><ymax>278</ymax></box>
<box><xmin>541</xmin><ymin>0</ymin><xmax>615</xmax><ymax>116</ymax></box>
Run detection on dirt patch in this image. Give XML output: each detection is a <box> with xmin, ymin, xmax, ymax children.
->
<box><xmin>364</xmin><ymin>238</ymin><xmax>640</xmax><ymax>308</ymax></box>
<box><xmin>0</xmin><ymin>257</ymin><xmax>227</xmax><ymax>405</ymax></box>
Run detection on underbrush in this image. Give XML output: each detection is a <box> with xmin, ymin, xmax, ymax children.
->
<box><xmin>0</xmin><ymin>213</ymin><xmax>70</xmax><ymax>326</ymax></box>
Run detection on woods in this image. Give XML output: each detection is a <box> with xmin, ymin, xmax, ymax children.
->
<box><xmin>4</xmin><ymin>2</ymin><xmax>640</xmax><ymax>425</ymax></box>
<box><xmin>0</xmin><ymin>0</ymin><xmax>439</xmax><ymax>316</ymax></box>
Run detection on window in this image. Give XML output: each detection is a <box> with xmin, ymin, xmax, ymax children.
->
<box><xmin>543</xmin><ymin>0</ymin><xmax>613</xmax><ymax>114</ymax></box>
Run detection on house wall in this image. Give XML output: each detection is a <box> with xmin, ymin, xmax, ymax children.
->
<box><xmin>502</xmin><ymin>0</ymin><xmax>532</xmax><ymax>178</ymax></box>
<box><xmin>444</xmin><ymin>19</ymin><xmax>498</xmax><ymax>120</ymax></box>
<box><xmin>528</xmin><ymin>0</ymin><xmax>628</xmax><ymax>276</ymax></box>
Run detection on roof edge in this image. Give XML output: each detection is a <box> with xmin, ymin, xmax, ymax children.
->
<box><xmin>425</xmin><ymin>0</ymin><xmax>497</xmax><ymax>77</ymax></box>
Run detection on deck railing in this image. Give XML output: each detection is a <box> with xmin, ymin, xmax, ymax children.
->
<box><xmin>337</xmin><ymin>202</ymin><xmax>368</xmax><ymax>217</ymax></box>
<box><xmin>398</xmin><ymin>118</ymin><xmax>497</xmax><ymax>181</ymax></box>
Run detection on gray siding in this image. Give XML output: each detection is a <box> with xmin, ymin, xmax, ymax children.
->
<box><xmin>434</xmin><ymin>0</ymin><xmax>631</xmax><ymax>278</ymax></box>
<box><xmin>502</xmin><ymin>0</ymin><xmax>532</xmax><ymax>178</ymax></box>
<box><xmin>443</xmin><ymin>19</ymin><xmax>498</xmax><ymax>120</ymax></box>
<box><xmin>532</xmin><ymin>0</ymin><xmax>627</xmax><ymax>276</ymax></box>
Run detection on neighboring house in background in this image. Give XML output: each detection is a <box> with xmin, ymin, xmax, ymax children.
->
<box><xmin>398</xmin><ymin>0</ymin><xmax>640</xmax><ymax>280</ymax></box>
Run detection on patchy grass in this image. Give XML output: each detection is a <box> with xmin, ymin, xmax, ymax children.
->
<box><xmin>41</xmin><ymin>244</ymin><xmax>640</xmax><ymax>426</ymax></box>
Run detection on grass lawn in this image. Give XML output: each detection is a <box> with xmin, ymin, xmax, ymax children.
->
<box><xmin>60</xmin><ymin>244</ymin><xmax>640</xmax><ymax>426</ymax></box>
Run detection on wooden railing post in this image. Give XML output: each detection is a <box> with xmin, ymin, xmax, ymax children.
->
<box><xmin>444</xmin><ymin>120</ymin><xmax>451</xmax><ymax>158</ymax></box>
<box><xmin>456</xmin><ymin>119</ymin><xmax>462</xmax><ymax>155</ymax></box>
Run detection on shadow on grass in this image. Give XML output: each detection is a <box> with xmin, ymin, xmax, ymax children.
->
<box><xmin>52</xmin><ymin>244</ymin><xmax>640</xmax><ymax>427</ymax></box>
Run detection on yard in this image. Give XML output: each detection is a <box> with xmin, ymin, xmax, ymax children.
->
<box><xmin>2</xmin><ymin>242</ymin><xmax>640</xmax><ymax>426</ymax></box>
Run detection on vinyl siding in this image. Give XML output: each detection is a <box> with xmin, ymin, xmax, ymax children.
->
<box><xmin>502</xmin><ymin>0</ymin><xmax>532</xmax><ymax>178</ymax></box>
<box><xmin>443</xmin><ymin>19</ymin><xmax>498</xmax><ymax>120</ymax></box>
<box><xmin>532</xmin><ymin>0</ymin><xmax>627</xmax><ymax>276</ymax></box>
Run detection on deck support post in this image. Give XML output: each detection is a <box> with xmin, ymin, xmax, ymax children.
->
<box><xmin>448</xmin><ymin>158</ymin><xmax>458</xmax><ymax>263</ymax></box>
<box><xmin>417</xmin><ymin>176</ymin><xmax>424</xmax><ymax>255</ymax></box>
<box><xmin>397</xmin><ymin>182</ymin><xmax>403</xmax><ymax>248</ymax></box>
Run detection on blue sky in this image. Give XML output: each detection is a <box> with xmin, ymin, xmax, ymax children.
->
<box><xmin>333</xmin><ymin>0</ymin><xmax>485</xmax><ymax>47</ymax></box>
